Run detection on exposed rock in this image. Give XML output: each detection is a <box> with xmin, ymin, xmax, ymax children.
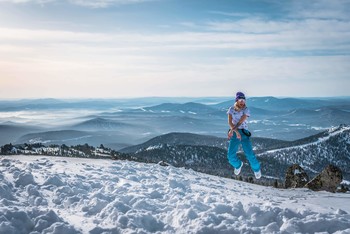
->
<box><xmin>284</xmin><ymin>164</ymin><xmax>309</xmax><ymax>189</ymax></box>
<box><xmin>305</xmin><ymin>165</ymin><xmax>343</xmax><ymax>193</ymax></box>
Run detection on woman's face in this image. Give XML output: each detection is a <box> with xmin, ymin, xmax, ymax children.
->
<box><xmin>237</xmin><ymin>99</ymin><xmax>246</xmax><ymax>108</ymax></box>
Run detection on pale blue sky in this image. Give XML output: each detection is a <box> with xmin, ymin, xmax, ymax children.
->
<box><xmin>0</xmin><ymin>0</ymin><xmax>349</xmax><ymax>98</ymax></box>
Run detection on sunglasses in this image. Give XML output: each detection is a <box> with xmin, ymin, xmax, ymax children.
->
<box><xmin>237</xmin><ymin>98</ymin><xmax>246</xmax><ymax>102</ymax></box>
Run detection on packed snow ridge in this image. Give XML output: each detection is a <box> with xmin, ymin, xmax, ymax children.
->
<box><xmin>265</xmin><ymin>125</ymin><xmax>350</xmax><ymax>154</ymax></box>
<box><xmin>1</xmin><ymin>155</ymin><xmax>350</xmax><ymax>234</ymax></box>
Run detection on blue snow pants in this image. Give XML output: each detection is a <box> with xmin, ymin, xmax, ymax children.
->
<box><xmin>227</xmin><ymin>129</ymin><xmax>261</xmax><ymax>172</ymax></box>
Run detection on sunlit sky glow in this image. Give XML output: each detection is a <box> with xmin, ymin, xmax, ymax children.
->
<box><xmin>0</xmin><ymin>0</ymin><xmax>349</xmax><ymax>98</ymax></box>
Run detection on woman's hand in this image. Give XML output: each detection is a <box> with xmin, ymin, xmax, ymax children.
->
<box><xmin>228</xmin><ymin>129</ymin><xmax>241</xmax><ymax>140</ymax></box>
<box><xmin>228</xmin><ymin>129</ymin><xmax>234</xmax><ymax>140</ymax></box>
<box><xmin>234</xmin><ymin>129</ymin><xmax>241</xmax><ymax>140</ymax></box>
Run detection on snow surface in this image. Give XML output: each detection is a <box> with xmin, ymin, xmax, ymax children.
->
<box><xmin>1</xmin><ymin>155</ymin><xmax>350</xmax><ymax>234</ymax></box>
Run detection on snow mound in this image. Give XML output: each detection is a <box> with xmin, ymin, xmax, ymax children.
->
<box><xmin>1</xmin><ymin>155</ymin><xmax>350</xmax><ymax>233</ymax></box>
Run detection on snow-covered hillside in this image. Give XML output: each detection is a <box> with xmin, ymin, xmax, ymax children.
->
<box><xmin>258</xmin><ymin>125</ymin><xmax>350</xmax><ymax>180</ymax></box>
<box><xmin>1</xmin><ymin>156</ymin><xmax>350</xmax><ymax>234</ymax></box>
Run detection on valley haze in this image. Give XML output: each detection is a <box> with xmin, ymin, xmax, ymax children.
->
<box><xmin>1</xmin><ymin>96</ymin><xmax>350</xmax><ymax>146</ymax></box>
<box><xmin>0</xmin><ymin>96</ymin><xmax>349</xmax><ymax>144</ymax></box>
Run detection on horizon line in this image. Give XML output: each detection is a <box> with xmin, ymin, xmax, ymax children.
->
<box><xmin>1</xmin><ymin>95</ymin><xmax>350</xmax><ymax>101</ymax></box>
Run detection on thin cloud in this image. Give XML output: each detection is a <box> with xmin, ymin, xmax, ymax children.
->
<box><xmin>1</xmin><ymin>23</ymin><xmax>349</xmax><ymax>54</ymax></box>
<box><xmin>208</xmin><ymin>11</ymin><xmax>258</xmax><ymax>18</ymax></box>
<box><xmin>0</xmin><ymin>0</ymin><xmax>159</xmax><ymax>7</ymax></box>
<box><xmin>287</xmin><ymin>0</ymin><xmax>350</xmax><ymax>20</ymax></box>
<box><xmin>0</xmin><ymin>0</ymin><xmax>54</xmax><ymax>4</ymax></box>
<box><xmin>205</xmin><ymin>18</ymin><xmax>293</xmax><ymax>33</ymax></box>
<box><xmin>68</xmin><ymin>0</ymin><xmax>159</xmax><ymax>8</ymax></box>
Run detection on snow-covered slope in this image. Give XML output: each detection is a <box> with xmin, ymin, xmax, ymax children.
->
<box><xmin>258</xmin><ymin>125</ymin><xmax>350</xmax><ymax>180</ymax></box>
<box><xmin>264</xmin><ymin>125</ymin><xmax>350</xmax><ymax>154</ymax></box>
<box><xmin>1</xmin><ymin>156</ymin><xmax>350</xmax><ymax>234</ymax></box>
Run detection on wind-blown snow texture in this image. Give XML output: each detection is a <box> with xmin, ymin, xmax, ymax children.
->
<box><xmin>1</xmin><ymin>156</ymin><xmax>350</xmax><ymax>234</ymax></box>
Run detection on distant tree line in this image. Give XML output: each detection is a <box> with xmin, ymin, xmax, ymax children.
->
<box><xmin>0</xmin><ymin>142</ymin><xmax>129</xmax><ymax>160</ymax></box>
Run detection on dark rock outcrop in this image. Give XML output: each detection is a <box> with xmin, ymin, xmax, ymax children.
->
<box><xmin>305</xmin><ymin>165</ymin><xmax>343</xmax><ymax>193</ymax></box>
<box><xmin>284</xmin><ymin>164</ymin><xmax>309</xmax><ymax>188</ymax></box>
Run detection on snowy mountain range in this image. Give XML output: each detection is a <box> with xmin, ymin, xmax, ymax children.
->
<box><xmin>125</xmin><ymin>125</ymin><xmax>350</xmax><ymax>182</ymax></box>
<box><xmin>3</xmin><ymin>125</ymin><xmax>350</xmax><ymax>183</ymax></box>
<box><xmin>1</xmin><ymin>96</ymin><xmax>350</xmax><ymax>182</ymax></box>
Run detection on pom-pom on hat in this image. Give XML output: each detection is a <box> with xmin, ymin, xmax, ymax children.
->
<box><xmin>235</xmin><ymin>92</ymin><xmax>246</xmax><ymax>102</ymax></box>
